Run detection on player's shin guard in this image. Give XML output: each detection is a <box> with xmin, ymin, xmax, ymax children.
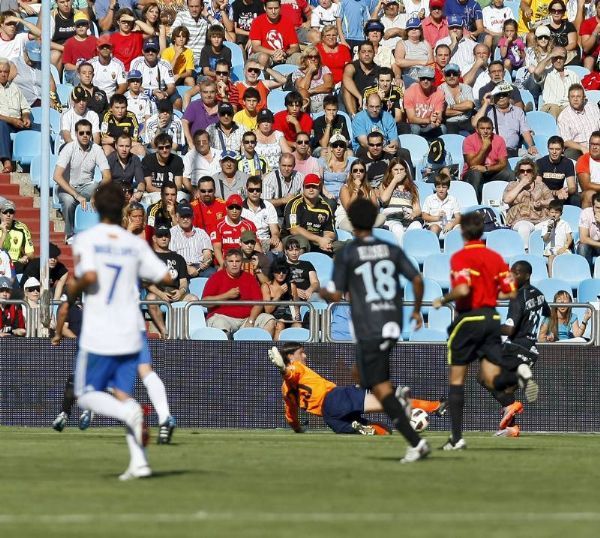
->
<box><xmin>62</xmin><ymin>374</ymin><xmax>76</xmax><ymax>416</ymax></box>
<box><xmin>142</xmin><ymin>371</ymin><xmax>170</xmax><ymax>424</ymax></box>
<box><xmin>381</xmin><ymin>394</ymin><xmax>421</xmax><ymax>447</ymax></box>
<box><xmin>448</xmin><ymin>385</ymin><xmax>465</xmax><ymax>443</ymax></box>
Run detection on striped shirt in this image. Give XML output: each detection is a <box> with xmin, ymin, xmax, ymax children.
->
<box><xmin>143</xmin><ymin>114</ymin><xmax>185</xmax><ymax>147</ymax></box>
<box><xmin>170</xmin><ymin>11</ymin><xmax>209</xmax><ymax>65</ymax></box>
<box><xmin>168</xmin><ymin>225</ymin><xmax>213</xmax><ymax>265</ymax></box>
<box><xmin>557</xmin><ymin>103</ymin><xmax>600</xmax><ymax>148</ymax></box>
<box><xmin>541</xmin><ymin>69</ymin><xmax>580</xmax><ymax>107</ymax></box>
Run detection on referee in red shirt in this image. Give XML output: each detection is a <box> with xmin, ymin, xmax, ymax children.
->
<box><xmin>432</xmin><ymin>212</ymin><xmax>537</xmax><ymax>450</ymax></box>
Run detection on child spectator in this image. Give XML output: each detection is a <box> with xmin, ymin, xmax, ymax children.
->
<box><xmin>498</xmin><ymin>19</ymin><xmax>525</xmax><ymax>73</ymax></box>
<box><xmin>482</xmin><ymin>0</ymin><xmax>513</xmax><ymax>53</ymax></box>
<box><xmin>262</xmin><ymin>259</ymin><xmax>301</xmax><ymax>341</ymax></box>
<box><xmin>62</xmin><ymin>11</ymin><xmax>98</xmax><ymax>86</ymax></box>
<box><xmin>200</xmin><ymin>25</ymin><xmax>232</xmax><ymax>79</ymax></box>
<box><xmin>538</xmin><ymin>199</ymin><xmax>573</xmax><ymax>275</ymax></box>
<box><xmin>161</xmin><ymin>25</ymin><xmax>195</xmax><ymax>87</ymax></box>
<box><xmin>421</xmin><ymin>173</ymin><xmax>461</xmax><ymax>237</ymax></box>
<box><xmin>125</xmin><ymin>70</ymin><xmax>155</xmax><ymax>131</ymax></box>
<box><xmin>234</xmin><ymin>87</ymin><xmax>262</xmax><ymax>131</ymax></box>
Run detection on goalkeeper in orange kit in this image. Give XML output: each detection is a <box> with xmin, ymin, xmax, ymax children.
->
<box><xmin>269</xmin><ymin>342</ymin><xmax>446</xmax><ymax>435</ymax></box>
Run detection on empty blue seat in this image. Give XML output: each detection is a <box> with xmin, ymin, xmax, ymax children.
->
<box><xmin>30</xmin><ymin>154</ymin><xmax>59</xmax><ymax>189</ymax></box>
<box><xmin>30</xmin><ymin>107</ymin><xmax>61</xmax><ymax>140</ymax></box>
<box><xmin>427</xmin><ymin>306</ymin><xmax>452</xmax><ymax>331</ymax></box>
<box><xmin>186</xmin><ymin>304</ymin><xmax>207</xmax><ymax>338</ymax></box>
<box><xmin>439</xmin><ymin>134</ymin><xmax>465</xmax><ymax>157</ymax></box>
<box><xmin>536</xmin><ymin>277</ymin><xmax>573</xmax><ymax>302</ymax></box>
<box><xmin>567</xmin><ymin>65</ymin><xmax>590</xmax><ymax>79</ymax></box>
<box><xmin>74</xmin><ymin>206</ymin><xmax>99</xmax><ymax>233</ymax></box>
<box><xmin>443</xmin><ymin>227</ymin><xmax>463</xmax><ymax>256</ymax></box>
<box><xmin>190</xmin><ymin>327</ymin><xmax>228</xmax><ymax>340</ymax></box>
<box><xmin>526</xmin><ymin>111</ymin><xmax>558</xmax><ymax>136</ymax></box>
<box><xmin>532</xmin><ymin>135</ymin><xmax>550</xmax><ymax>156</ymax></box>
<box><xmin>509</xmin><ymin>254</ymin><xmax>548</xmax><ymax>284</ymax></box>
<box><xmin>551</xmin><ymin>254</ymin><xmax>591</xmax><ymax>292</ymax></box>
<box><xmin>299</xmin><ymin>252</ymin><xmax>334</xmax><ymax>282</ymax></box>
<box><xmin>404</xmin><ymin>277</ymin><xmax>443</xmax><ymax>317</ymax></box>
<box><xmin>481</xmin><ymin>180</ymin><xmax>508</xmax><ymax>208</ymax></box>
<box><xmin>223</xmin><ymin>41</ymin><xmax>244</xmax><ymax>67</ymax></box>
<box><xmin>189</xmin><ymin>277</ymin><xmax>209</xmax><ymax>298</ymax></box>
<box><xmin>372</xmin><ymin>226</ymin><xmax>399</xmax><ymax>246</ymax></box>
<box><xmin>176</xmin><ymin>85</ymin><xmax>194</xmax><ymax>100</ymax></box>
<box><xmin>12</xmin><ymin>130</ymin><xmax>41</xmax><ymax>166</ymax></box>
<box><xmin>561</xmin><ymin>205</ymin><xmax>581</xmax><ymax>234</ymax></box>
<box><xmin>56</xmin><ymin>83</ymin><xmax>74</xmax><ymax>108</ymax></box>
<box><xmin>594</xmin><ymin>258</ymin><xmax>600</xmax><ymax>279</ymax></box>
<box><xmin>278</xmin><ymin>327</ymin><xmax>311</xmax><ymax>341</ymax></box>
<box><xmin>273</xmin><ymin>64</ymin><xmax>297</xmax><ymax>76</ymax></box>
<box><xmin>409</xmin><ymin>328</ymin><xmax>447</xmax><ymax>342</ymax></box>
<box><xmin>403</xmin><ymin>229</ymin><xmax>440</xmax><ymax>264</ymax></box>
<box><xmin>586</xmin><ymin>90</ymin><xmax>600</xmax><ymax>105</ymax></box>
<box><xmin>415</xmin><ymin>180</ymin><xmax>434</xmax><ymax>206</ymax></box>
<box><xmin>528</xmin><ymin>229</ymin><xmax>544</xmax><ymax>256</ymax></box>
<box><xmin>267</xmin><ymin>90</ymin><xmax>289</xmax><ymax>113</ymax></box>
<box><xmin>508</xmin><ymin>156</ymin><xmax>520</xmax><ymax>170</ymax></box>
<box><xmin>577</xmin><ymin>278</ymin><xmax>600</xmax><ymax>303</ymax></box>
<box><xmin>486</xmin><ymin>229</ymin><xmax>525</xmax><ymax>260</ymax></box>
<box><xmin>335</xmin><ymin>228</ymin><xmax>353</xmax><ymax>241</ymax></box>
<box><xmin>233</xmin><ymin>327</ymin><xmax>272</xmax><ymax>341</ymax></box>
<box><xmin>449</xmin><ymin>180</ymin><xmax>478</xmax><ymax>208</ymax></box>
<box><xmin>398</xmin><ymin>134</ymin><xmax>429</xmax><ymax>162</ymax></box>
<box><xmin>422</xmin><ymin>253</ymin><xmax>451</xmax><ymax>289</ymax></box>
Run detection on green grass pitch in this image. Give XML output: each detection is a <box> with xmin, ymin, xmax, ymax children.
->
<box><xmin>1</xmin><ymin>428</ymin><xmax>600</xmax><ymax>538</ymax></box>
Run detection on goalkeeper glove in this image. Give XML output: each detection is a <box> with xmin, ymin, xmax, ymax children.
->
<box><xmin>268</xmin><ymin>346</ymin><xmax>285</xmax><ymax>371</ymax></box>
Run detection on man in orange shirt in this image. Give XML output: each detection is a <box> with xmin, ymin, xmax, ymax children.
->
<box><xmin>270</xmin><ymin>342</ymin><xmax>445</xmax><ymax>434</ymax></box>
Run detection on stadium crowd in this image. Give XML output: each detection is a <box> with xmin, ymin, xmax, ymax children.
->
<box><xmin>1</xmin><ymin>0</ymin><xmax>600</xmax><ymax>340</ymax></box>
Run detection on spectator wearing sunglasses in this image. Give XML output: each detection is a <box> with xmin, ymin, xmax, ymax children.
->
<box><xmin>311</xmin><ymin>94</ymin><xmax>351</xmax><ymax>155</ymax></box>
<box><xmin>233</xmin><ymin>59</ymin><xmax>287</xmax><ymax>113</ymax></box>
<box><xmin>182</xmin><ymin>60</ymin><xmax>240</xmax><ymax>111</ymax></box>
<box><xmin>0</xmin><ymin>199</ymin><xmax>34</xmax><ymax>273</ymax></box>
<box><xmin>19</xmin><ymin>242</ymin><xmax>69</xmax><ymax>301</ymax></box>
<box><xmin>0</xmin><ymin>11</ymin><xmax>41</xmax><ymax>63</ymax></box>
<box><xmin>0</xmin><ymin>275</ymin><xmax>25</xmax><ymax>337</ymax></box>
<box><xmin>213</xmin><ymin>194</ymin><xmax>258</xmax><ymax>267</ymax></box>
<box><xmin>143</xmin><ymin>98</ymin><xmax>185</xmax><ymax>151</ymax></box>
<box><xmin>207</xmin><ymin>102</ymin><xmax>244</xmax><ymax>153</ymax></box>
<box><xmin>62</xmin><ymin>11</ymin><xmax>98</xmax><ymax>86</ymax></box>
<box><xmin>22</xmin><ymin>276</ymin><xmax>40</xmax><ymax>326</ymax></box>
<box><xmin>438</xmin><ymin>63</ymin><xmax>475</xmax><ymax>135</ymax></box>
<box><xmin>141</xmin><ymin>132</ymin><xmax>184</xmax><ymax>204</ymax></box>
<box><xmin>60</xmin><ymin>86</ymin><xmax>102</xmax><ymax>148</ymax></box>
<box><xmin>238</xmin><ymin>131</ymin><xmax>269</xmax><ymax>177</ymax></box>
<box><xmin>242</xmin><ymin>175</ymin><xmax>282</xmax><ymax>255</ymax></box>
<box><xmin>293</xmin><ymin>131</ymin><xmax>322</xmax><ymax>177</ymax></box>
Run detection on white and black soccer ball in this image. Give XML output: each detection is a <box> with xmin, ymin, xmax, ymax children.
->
<box><xmin>410</xmin><ymin>408</ymin><xmax>430</xmax><ymax>432</ymax></box>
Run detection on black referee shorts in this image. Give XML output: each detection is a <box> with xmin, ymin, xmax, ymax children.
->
<box><xmin>447</xmin><ymin>307</ymin><xmax>503</xmax><ymax>366</ymax></box>
<box><xmin>355</xmin><ymin>337</ymin><xmax>396</xmax><ymax>389</ymax></box>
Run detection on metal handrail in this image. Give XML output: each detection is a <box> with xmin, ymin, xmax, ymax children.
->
<box><xmin>182</xmin><ymin>300</ymin><xmax>317</xmax><ymax>341</ymax></box>
<box><xmin>139</xmin><ymin>300</ymin><xmax>175</xmax><ymax>339</ymax></box>
<box><xmin>0</xmin><ymin>299</ymin><xmax>33</xmax><ymax>337</ymax></box>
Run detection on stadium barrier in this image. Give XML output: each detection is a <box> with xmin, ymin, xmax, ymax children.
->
<box><xmin>1</xmin><ymin>339</ymin><xmax>599</xmax><ymax>432</ymax></box>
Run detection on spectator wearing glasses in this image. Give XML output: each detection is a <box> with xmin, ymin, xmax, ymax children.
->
<box><xmin>207</xmin><ymin>102</ymin><xmax>244</xmax><ymax>153</ymax></box>
<box><xmin>0</xmin><ymin>11</ymin><xmax>41</xmax><ymax>63</ymax></box>
<box><xmin>558</xmin><ymin>84</ymin><xmax>600</xmax><ymax>162</ymax></box>
<box><xmin>242</xmin><ymin>175</ymin><xmax>282</xmax><ymax>255</ymax></box>
<box><xmin>108</xmin><ymin>134</ymin><xmax>145</xmax><ymax>195</ymax></box>
<box><xmin>0</xmin><ymin>199</ymin><xmax>34</xmax><ymax>273</ymax></box>
<box><xmin>262</xmin><ymin>153</ymin><xmax>304</xmax><ymax>219</ymax></box>
<box><xmin>234</xmin><ymin>88</ymin><xmax>261</xmax><ymax>132</ymax></box>
<box><xmin>143</xmin><ymin>99</ymin><xmax>185</xmax><ymax>151</ymax></box>
<box><xmin>262</xmin><ymin>259</ymin><xmax>301</xmax><ymax>340</ymax></box>
<box><xmin>89</xmin><ymin>35</ymin><xmax>127</xmax><ymax>100</ymax></box>
<box><xmin>292</xmin><ymin>46</ymin><xmax>333</xmax><ymax>114</ymax></box>
<box><xmin>101</xmin><ymin>93</ymin><xmax>145</xmax><ymax>157</ymax></box>
<box><xmin>161</xmin><ymin>25</ymin><xmax>195</xmax><ymax>87</ymax></box>
<box><xmin>318</xmin><ymin>133</ymin><xmax>355</xmax><ymax>201</ymax></box>
<box><xmin>0</xmin><ymin>275</ymin><xmax>25</xmax><ymax>337</ymax></box>
<box><xmin>284</xmin><ymin>174</ymin><xmax>336</xmax><ymax>256</ymax></box>
<box><xmin>182</xmin><ymin>129</ymin><xmax>222</xmax><ymax>193</ymax></box>
<box><xmin>141</xmin><ymin>132</ymin><xmax>184</xmax><ymax>204</ymax></box>
<box><xmin>475</xmin><ymin>60</ymin><xmax>525</xmax><ymax>109</ymax></box>
<box><xmin>214</xmin><ymin>151</ymin><xmax>249</xmax><ymax>200</ymax></box>
<box><xmin>190</xmin><ymin>176</ymin><xmax>227</xmax><ymax>240</ymax></box>
<box><xmin>336</xmin><ymin>159</ymin><xmax>380</xmax><ymax>232</ymax></box>
<box><xmin>403</xmin><ymin>65</ymin><xmax>446</xmax><ymax>140</ymax></box>
<box><xmin>54</xmin><ymin>119</ymin><xmax>111</xmax><ymax>243</ymax></box>
<box><xmin>182</xmin><ymin>60</ymin><xmax>240</xmax><ymax>110</ymax></box>
<box><xmin>213</xmin><ymin>194</ymin><xmax>258</xmax><ymax>267</ymax></box>
<box><xmin>146</xmin><ymin>223</ymin><xmax>200</xmax><ymax>338</ymax></box>
<box><xmin>60</xmin><ymin>86</ymin><xmax>101</xmax><ymax>147</ymax></box>
<box><xmin>360</xmin><ymin>131</ymin><xmax>397</xmax><ymax>189</ymax></box>
<box><xmin>233</xmin><ymin>59</ymin><xmax>287</xmax><ymax>113</ymax></box>
<box><xmin>439</xmin><ymin>63</ymin><xmax>475</xmax><ymax>135</ymax></box>
<box><xmin>182</xmin><ymin>79</ymin><xmax>219</xmax><ymax>148</ymax></box>
<box><xmin>20</xmin><ymin>242</ymin><xmax>68</xmax><ymax>300</ymax></box>
<box><xmin>109</xmin><ymin>8</ymin><xmax>155</xmax><ymax>71</ymax></box>
<box><xmin>238</xmin><ymin>131</ymin><xmax>269</xmax><ymax>177</ymax></box>
<box><xmin>273</xmin><ymin>91</ymin><xmax>314</xmax><ymax>150</ymax></box>
<box><xmin>22</xmin><ymin>276</ymin><xmax>41</xmax><ymax>323</ymax></box>
<box><xmin>62</xmin><ymin>11</ymin><xmax>97</xmax><ymax>86</ymax></box>
<box><xmin>293</xmin><ymin>131</ymin><xmax>321</xmax><ymax>177</ymax></box>
<box><xmin>169</xmin><ymin>203</ymin><xmax>215</xmax><ymax>279</ymax></box>
<box><xmin>546</xmin><ymin>1</ymin><xmax>578</xmax><ymax>64</ymax></box>
<box><xmin>238</xmin><ymin>228</ymin><xmax>272</xmax><ymax>285</ymax></box>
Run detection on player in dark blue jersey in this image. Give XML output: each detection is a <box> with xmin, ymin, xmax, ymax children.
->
<box><xmin>320</xmin><ymin>198</ymin><xmax>430</xmax><ymax>464</ymax></box>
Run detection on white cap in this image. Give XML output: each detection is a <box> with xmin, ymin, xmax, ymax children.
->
<box><xmin>491</xmin><ymin>82</ymin><xmax>513</xmax><ymax>96</ymax></box>
<box><xmin>24</xmin><ymin>277</ymin><xmax>40</xmax><ymax>289</ymax></box>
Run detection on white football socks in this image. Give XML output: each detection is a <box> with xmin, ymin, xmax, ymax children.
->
<box><xmin>78</xmin><ymin>391</ymin><xmax>129</xmax><ymax>422</ymax></box>
<box><xmin>125</xmin><ymin>427</ymin><xmax>148</xmax><ymax>470</ymax></box>
<box><xmin>142</xmin><ymin>371</ymin><xmax>170</xmax><ymax>424</ymax></box>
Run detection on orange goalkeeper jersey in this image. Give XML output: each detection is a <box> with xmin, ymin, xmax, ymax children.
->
<box><xmin>282</xmin><ymin>362</ymin><xmax>336</xmax><ymax>427</ymax></box>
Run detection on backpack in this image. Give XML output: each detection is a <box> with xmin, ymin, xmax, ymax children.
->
<box><xmin>473</xmin><ymin>207</ymin><xmax>507</xmax><ymax>232</ymax></box>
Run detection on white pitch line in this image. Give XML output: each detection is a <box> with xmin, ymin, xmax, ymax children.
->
<box><xmin>0</xmin><ymin>512</ymin><xmax>600</xmax><ymax>525</ymax></box>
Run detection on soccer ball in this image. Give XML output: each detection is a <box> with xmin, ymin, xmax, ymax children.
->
<box><xmin>410</xmin><ymin>408</ymin><xmax>430</xmax><ymax>432</ymax></box>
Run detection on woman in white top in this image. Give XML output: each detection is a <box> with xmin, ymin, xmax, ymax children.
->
<box><xmin>292</xmin><ymin>46</ymin><xmax>334</xmax><ymax>113</ymax></box>
<box><xmin>516</xmin><ymin>26</ymin><xmax>554</xmax><ymax>101</ymax></box>
<box><xmin>254</xmin><ymin>110</ymin><xmax>292</xmax><ymax>171</ymax></box>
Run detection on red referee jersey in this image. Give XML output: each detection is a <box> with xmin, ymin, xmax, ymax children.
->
<box><xmin>214</xmin><ymin>217</ymin><xmax>257</xmax><ymax>255</ymax></box>
<box><xmin>450</xmin><ymin>240</ymin><xmax>515</xmax><ymax>313</ymax></box>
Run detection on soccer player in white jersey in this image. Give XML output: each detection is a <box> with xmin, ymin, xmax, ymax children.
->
<box><xmin>68</xmin><ymin>182</ymin><xmax>172</xmax><ymax>480</ymax></box>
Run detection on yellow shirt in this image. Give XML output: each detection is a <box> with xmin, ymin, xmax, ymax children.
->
<box><xmin>161</xmin><ymin>46</ymin><xmax>195</xmax><ymax>75</ymax></box>
<box><xmin>233</xmin><ymin>109</ymin><xmax>258</xmax><ymax>131</ymax></box>
<box><xmin>518</xmin><ymin>0</ymin><xmax>551</xmax><ymax>35</ymax></box>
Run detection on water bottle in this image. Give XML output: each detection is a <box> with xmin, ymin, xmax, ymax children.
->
<box><xmin>440</xmin><ymin>212</ymin><xmax>448</xmax><ymax>227</ymax></box>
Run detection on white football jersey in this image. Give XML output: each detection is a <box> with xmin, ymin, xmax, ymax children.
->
<box><xmin>73</xmin><ymin>223</ymin><xmax>167</xmax><ymax>355</ymax></box>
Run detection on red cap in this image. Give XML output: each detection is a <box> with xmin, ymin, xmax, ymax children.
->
<box><xmin>96</xmin><ymin>34</ymin><xmax>113</xmax><ymax>48</ymax></box>
<box><xmin>226</xmin><ymin>194</ymin><xmax>244</xmax><ymax>207</ymax></box>
<box><xmin>303</xmin><ymin>174</ymin><xmax>321</xmax><ymax>187</ymax></box>
<box><xmin>429</xmin><ymin>0</ymin><xmax>444</xmax><ymax>8</ymax></box>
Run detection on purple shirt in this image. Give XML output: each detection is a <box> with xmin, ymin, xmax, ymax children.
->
<box><xmin>182</xmin><ymin>101</ymin><xmax>218</xmax><ymax>134</ymax></box>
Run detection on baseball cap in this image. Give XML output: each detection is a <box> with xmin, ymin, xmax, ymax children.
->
<box><xmin>71</xmin><ymin>86</ymin><xmax>88</xmax><ymax>102</ymax></box>
<box><xmin>96</xmin><ymin>34</ymin><xmax>113</xmax><ymax>48</ymax></box>
<box><xmin>535</xmin><ymin>25</ymin><xmax>551</xmax><ymax>37</ymax></box>
<box><xmin>127</xmin><ymin>69</ymin><xmax>143</xmax><ymax>80</ymax></box>
<box><xmin>443</xmin><ymin>63</ymin><xmax>461</xmax><ymax>74</ymax></box>
<box><xmin>405</xmin><ymin>17</ymin><xmax>422</xmax><ymax>29</ymax></box>
<box><xmin>218</xmin><ymin>102</ymin><xmax>235</xmax><ymax>116</ymax></box>
<box><xmin>491</xmin><ymin>81</ymin><xmax>513</xmax><ymax>96</ymax></box>
<box><xmin>226</xmin><ymin>194</ymin><xmax>244</xmax><ymax>207</ymax></box>
<box><xmin>240</xmin><ymin>230</ymin><xmax>257</xmax><ymax>243</ymax></box>
<box><xmin>447</xmin><ymin>14</ymin><xmax>463</xmax><ymax>27</ymax></box>
<box><xmin>143</xmin><ymin>36</ymin><xmax>160</xmax><ymax>52</ymax></box>
<box><xmin>364</xmin><ymin>20</ymin><xmax>385</xmax><ymax>33</ymax></box>
<box><xmin>257</xmin><ymin>109</ymin><xmax>274</xmax><ymax>123</ymax></box>
<box><xmin>329</xmin><ymin>133</ymin><xmax>348</xmax><ymax>145</ymax></box>
<box><xmin>220</xmin><ymin>150</ymin><xmax>239</xmax><ymax>162</ymax></box>
<box><xmin>0</xmin><ymin>276</ymin><xmax>12</xmax><ymax>290</ymax></box>
<box><xmin>176</xmin><ymin>203</ymin><xmax>193</xmax><ymax>217</ymax></box>
<box><xmin>430</xmin><ymin>0</ymin><xmax>444</xmax><ymax>8</ymax></box>
<box><xmin>25</xmin><ymin>40</ymin><xmax>41</xmax><ymax>62</ymax></box>
<box><xmin>0</xmin><ymin>199</ymin><xmax>15</xmax><ymax>212</ymax></box>
<box><xmin>24</xmin><ymin>277</ymin><xmax>40</xmax><ymax>290</ymax></box>
<box><xmin>49</xmin><ymin>242</ymin><xmax>61</xmax><ymax>258</ymax></box>
<box><xmin>418</xmin><ymin>66</ymin><xmax>435</xmax><ymax>79</ymax></box>
<box><xmin>303</xmin><ymin>174</ymin><xmax>321</xmax><ymax>187</ymax></box>
<box><xmin>74</xmin><ymin>11</ymin><xmax>89</xmax><ymax>24</ymax></box>
<box><xmin>155</xmin><ymin>224</ymin><xmax>171</xmax><ymax>237</ymax></box>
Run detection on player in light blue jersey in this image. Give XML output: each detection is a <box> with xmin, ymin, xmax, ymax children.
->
<box><xmin>67</xmin><ymin>182</ymin><xmax>172</xmax><ymax>480</ymax></box>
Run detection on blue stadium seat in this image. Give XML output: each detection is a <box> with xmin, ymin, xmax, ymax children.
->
<box><xmin>189</xmin><ymin>277</ymin><xmax>209</xmax><ymax>298</ymax></box>
<box><xmin>526</xmin><ymin>111</ymin><xmax>558</xmax><ymax>136</ymax></box>
<box><xmin>273</xmin><ymin>64</ymin><xmax>298</xmax><ymax>76</ymax></box>
<box><xmin>74</xmin><ymin>206</ymin><xmax>100</xmax><ymax>233</ymax></box>
<box><xmin>449</xmin><ymin>180</ymin><xmax>478</xmax><ymax>208</ymax></box>
<box><xmin>508</xmin><ymin>156</ymin><xmax>520</xmax><ymax>170</ymax></box>
<box><xmin>223</xmin><ymin>41</ymin><xmax>244</xmax><ymax>68</ymax></box>
<box><xmin>415</xmin><ymin>180</ymin><xmax>434</xmax><ymax>206</ymax></box>
<box><xmin>30</xmin><ymin>107</ymin><xmax>61</xmax><ymax>140</ymax></box>
<box><xmin>186</xmin><ymin>304</ymin><xmax>207</xmax><ymax>338</ymax></box>
<box><xmin>266</xmin><ymin>90</ymin><xmax>289</xmax><ymax>113</ymax></box>
<box><xmin>577</xmin><ymin>278</ymin><xmax>600</xmax><ymax>303</ymax></box>
<box><xmin>398</xmin><ymin>134</ymin><xmax>429</xmax><ymax>163</ymax></box>
<box><xmin>402</xmin><ymin>229</ymin><xmax>440</xmax><ymax>264</ymax></box>
<box><xmin>409</xmin><ymin>328</ymin><xmax>447</xmax><ymax>342</ymax></box>
<box><xmin>528</xmin><ymin>229</ymin><xmax>544</xmax><ymax>256</ymax></box>
<box><xmin>313</xmin><ymin>110</ymin><xmax>353</xmax><ymax>140</ymax></box>
<box><xmin>372</xmin><ymin>226</ymin><xmax>399</xmax><ymax>246</ymax></box>
<box><xmin>585</xmin><ymin>90</ymin><xmax>600</xmax><ymax>105</ymax></box>
<box><xmin>299</xmin><ymin>252</ymin><xmax>334</xmax><ymax>282</ymax></box>
<box><xmin>567</xmin><ymin>65</ymin><xmax>590</xmax><ymax>79</ymax></box>
<box><xmin>335</xmin><ymin>228</ymin><xmax>353</xmax><ymax>241</ymax></box>
<box><xmin>443</xmin><ymin>227</ymin><xmax>463</xmax><ymax>256</ymax></box>
<box><xmin>520</xmin><ymin>89</ymin><xmax>536</xmax><ymax>111</ymax></box>
<box><xmin>427</xmin><ymin>306</ymin><xmax>452</xmax><ymax>331</ymax></box>
<box><xmin>56</xmin><ymin>83</ymin><xmax>73</xmax><ymax>108</ymax></box>
<box><xmin>496</xmin><ymin>305</ymin><xmax>508</xmax><ymax>323</ymax></box>
<box><xmin>481</xmin><ymin>180</ymin><xmax>508</xmax><ymax>208</ymax></box>
<box><xmin>561</xmin><ymin>205</ymin><xmax>581</xmax><ymax>235</ymax></box>
<box><xmin>536</xmin><ymin>277</ymin><xmax>572</xmax><ymax>302</ymax></box>
<box><xmin>504</xmin><ymin>0</ymin><xmax>519</xmax><ymax>18</ymax></box>
<box><xmin>439</xmin><ymin>134</ymin><xmax>465</xmax><ymax>158</ymax></box>
<box><xmin>532</xmin><ymin>135</ymin><xmax>550</xmax><ymax>156</ymax></box>
<box><xmin>509</xmin><ymin>254</ymin><xmax>548</xmax><ymax>284</ymax></box>
<box><xmin>12</xmin><ymin>130</ymin><xmax>41</xmax><ymax>166</ymax></box>
<box><xmin>486</xmin><ymin>229</ymin><xmax>525</xmax><ymax>260</ymax></box>
<box><xmin>551</xmin><ymin>254</ymin><xmax>592</xmax><ymax>292</ymax></box>
<box><xmin>233</xmin><ymin>327</ymin><xmax>273</xmax><ymax>341</ymax></box>
<box><xmin>404</xmin><ymin>277</ymin><xmax>443</xmax><ymax>316</ymax></box>
<box><xmin>30</xmin><ymin>154</ymin><xmax>59</xmax><ymax>189</ymax></box>
<box><xmin>278</xmin><ymin>327</ymin><xmax>311</xmax><ymax>341</ymax></box>
<box><xmin>422</xmin><ymin>253</ymin><xmax>451</xmax><ymax>290</ymax></box>
<box><xmin>594</xmin><ymin>258</ymin><xmax>600</xmax><ymax>279</ymax></box>
<box><xmin>176</xmin><ymin>85</ymin><xmax>194</xmax><ymax>100</ymax></box>
<box><xmin>190</xmin><ymin>327</ymin><xmax>228</xmax><ymax>340</ymax></box>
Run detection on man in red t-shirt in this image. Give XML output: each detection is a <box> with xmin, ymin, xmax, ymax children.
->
<box><xmin>213</xmin><ymin>194</ymin><xmax>258</xmax><ymax>267</ymax></box>
<box><xmin>110</xmin><ymin>9</ymin><xmax>154</xmax><ymax>70</ymax></box>
<box><xmin>191</xmin><ymin>176</ymin><xmax>227</xmax><ymax>240</ymax></box>
<box><xmin>432</xmin><ymin>212</ymin><xmax>539</xmax><ymax>451</ymax></box>
<box><xmin>580</xmin><ymin>2</ymin><xmax>600</xmax><ymax>72</ymax></box>
<box><xmin>202</xmin><ymin>248</ymin><xmax>276</xmax><ymax>336</ymax></box>
<box><xmin>273</xmin><ymin>91</ymin><xmax>314</xmax><ymax>148</ymax></box>
<box><xmin>249</xmin><ymin>0</ymin><xmax>301</xmax><ymax>66</ymax></box>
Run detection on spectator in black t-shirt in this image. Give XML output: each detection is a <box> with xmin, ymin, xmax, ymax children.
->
<box><xmin>232</xmin><ymin>0</ymin><xmax>265</xmax><ymax>46</ymax></box>
<box><xmin>200</xmin><ymin>25</ymin><xmax>233</xmax><ymax>79</ymax></box>
<box><xmin>282</xmin><ymin>236</ymin><xmax>319</xmax><ymax>301</ymax></box>
<box><xmin>536</xmin><ymin>135</ymin><xmax>580</xmax><ymax>207</ymax></box>
<box><xmin>20</xmin><ymin>243</ymin><xmax>68</xmax><ymax>300</ymax></box>
<box><xmin>311</xmin><ymin>94</ymin><xmax>351</xmax><ymax>155</ymax></box>
<box><xmin>141</xmin><ymin>133</ymin><xmax>185</xmax><ymax>205</ymax></box>
<box><xmin>145</xmin><ymin>224</ymin><xmax>198</xmax><ymax>338</ymax></box>
<box><xmin>147</xmin><ymin>180</ymin><xmax>178</xmax><ymax>237</ymax></box>
<box><xmin>357</xmin><ymin>132</ymin><xmax>395</xmax><ymax>188</ymax></box>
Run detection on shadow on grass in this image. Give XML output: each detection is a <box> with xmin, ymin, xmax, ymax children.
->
<box><xmin>100</xmin><ymin>469</ymin><xmax>207</xmax><ymax>479</ymax></box>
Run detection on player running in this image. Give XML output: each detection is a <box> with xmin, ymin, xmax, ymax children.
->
<box><xmin>494</xmin><ymin>260</ymin><xmax>550</xmax><ymax>437</ymax></box>
<box><xmin>320</xmin><ymin>198</ymin><xmax>430</xmax><ymax>463</ymax></box>
<box><xmin>61</xmin><ymin>182</ymin><xmax>172</xmax><ymax>480</ymax></box>
<box><xmin>269</xmin><ymin>342</ymin><xmax>446</xmax><ymax>435</ymax></box>
<box><xmin>432</xmin><ymin>212</ymin><xmax>538</xmax><ymax>451</ymax></box>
